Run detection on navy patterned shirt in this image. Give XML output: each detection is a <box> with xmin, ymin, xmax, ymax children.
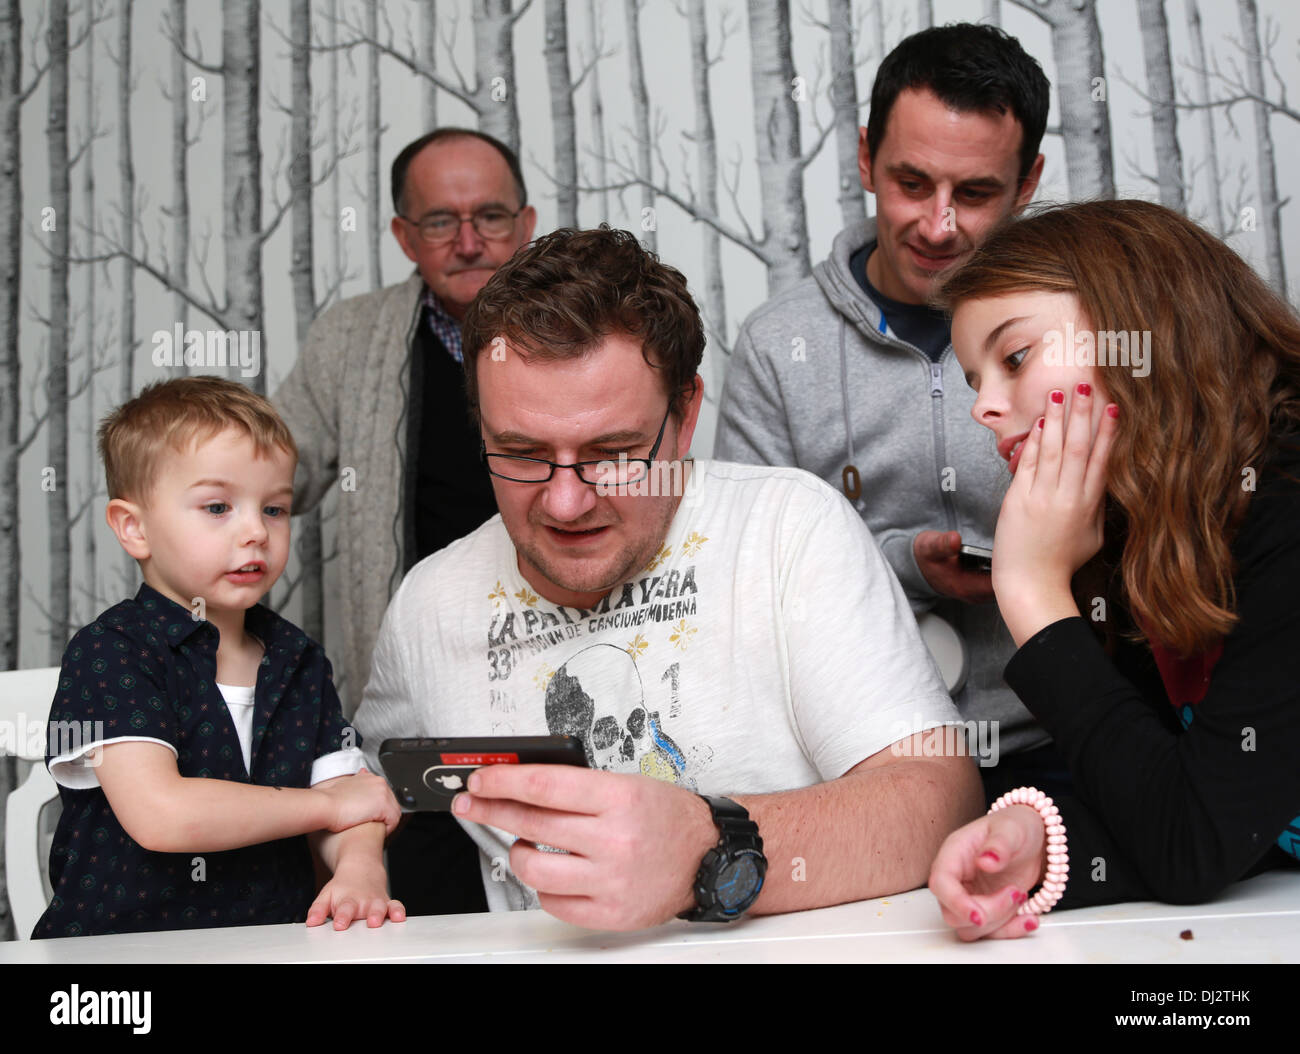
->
<box><xmin>33</xmin><ymin>584</ymin><xmax>358</xmax><ymax>938</ymax></box>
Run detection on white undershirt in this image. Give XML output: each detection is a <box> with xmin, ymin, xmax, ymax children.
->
<box><xmin>213</xmin><ymin>681</ymin><xmax>365</xmax><ymax>782</ymax></box>
<box><xmin>215</xmin><ymin>681</ymin><xmax>257</xmax><ymax>773</ymax></box>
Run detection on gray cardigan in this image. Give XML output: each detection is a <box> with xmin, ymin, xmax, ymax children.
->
<box><xmin>715</xmin><ymin>222</ymin><xmax>1048</xmax><ymax>756</ymax></box>
<box><xmin>273</xmin><ymin>272</ymin><xmax>425</xmax><ymax>712</ymax></box>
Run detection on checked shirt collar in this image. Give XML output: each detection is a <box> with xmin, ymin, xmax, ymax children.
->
<box><xmin>420</xmin><ymin>285</ymin><xmax>465</xmax><ymax>364</ymax></box>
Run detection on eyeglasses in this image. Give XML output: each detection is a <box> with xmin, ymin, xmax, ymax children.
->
<box><xmin>482</xmin><ymin>402</ymin><xmax>675</xmax><ymax>486</ymax></box>
<box><xmin>400</xmin><ymin>206</ymin><xmax>523</xmax><ymax>246</ymax></box>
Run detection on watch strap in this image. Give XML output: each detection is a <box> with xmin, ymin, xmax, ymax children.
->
<box><xmin>680</xmin><ymin>794</ymin><xmax>766</xmax><ymax>922</ymax></box>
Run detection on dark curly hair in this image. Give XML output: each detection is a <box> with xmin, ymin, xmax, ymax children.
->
<box><xmin>461</xmin><ymin>226</ymin><xmax>705</xmax><ymax>422</ymax></box>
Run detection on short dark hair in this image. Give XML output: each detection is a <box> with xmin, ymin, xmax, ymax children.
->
<box><xmin>390</xmin><ymin>127</ymin><xmax>528</xmax><ymax>215</ymax></box>
<box><xmin>461</xmin><ymin>226</ymin><xmax>705</xmax><ymax>423</ymax></box>
<box><xmin>866</xmin><ymin>23</ymin><xmax>1049</xmax><ymax>184</ymax></box>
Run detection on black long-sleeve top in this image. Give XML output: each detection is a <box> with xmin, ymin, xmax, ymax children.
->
<box><xmin>1003</xmin><ymin>433</ymin><xmax>1300</xmax><ymax>909</ymax></box>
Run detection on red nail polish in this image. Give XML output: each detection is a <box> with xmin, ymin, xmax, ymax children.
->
<box><xmin>1076</xmin><ymin>382</ymin><xmax>1091</xmax><ymax>397</ymax></box>
<box><xmin>1011</xmin><ymin>890</ymin><xmax>1026</xmax><ymax>904</ymax></box>
<box><xmin>979</xmin><ymin>850</ymin><xmax>1000</xmax><ymax>864</ymax></box>
<box><xmin>1024</xmin><ymin>917</ymin><xmax>1039</xmax><ymax>932</ymax></box>
<box><xmin>1050</xmin><ymin>389</ymin><xmax>1065</xmax><ymax>404</ymax></box>
<box><xmin>1107</xmin><ymin>403</ymin><xmax>1119</xmax><ymax>418</ymax></box>
<box><xmin>970</xmin><ymin>910</ymin><xmax>982</xmax><ymax>926</ymax></box>
<box><xmin>1036</xmin><ymin>417</ymin><xmax>1044</xmax><ymax>430</ymax></box>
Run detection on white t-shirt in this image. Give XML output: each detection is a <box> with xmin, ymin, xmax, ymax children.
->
<box><xmin>217</xmin><ymin>681</ymin><xmax>258</xmax><ymax>772</ymax></box>
<box><xmin>355</xmin><ymin>459</ymin><xmax>961</xmax><ymax>909</ymax></box>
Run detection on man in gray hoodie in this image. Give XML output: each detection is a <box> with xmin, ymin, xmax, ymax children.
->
<box><xmin>716</xmin><ymin>25</ymin><xmax>1056</xmax><ymax>783</ymax></box>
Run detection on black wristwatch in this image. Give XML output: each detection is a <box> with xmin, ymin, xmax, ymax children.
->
<box><xmin>680</xmin><ymin>795</ymin><xmax>767</xmax><ymax>922</ymax></box>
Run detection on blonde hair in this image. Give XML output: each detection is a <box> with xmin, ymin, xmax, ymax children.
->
<box><xmin>98</xmin><ymin>376</ymin><xmax>298</xmax><ymax>503</ymax></box>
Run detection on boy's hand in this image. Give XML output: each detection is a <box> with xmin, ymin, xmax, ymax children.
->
<box><xmin>315</xmin><ymin>768</ymin><xmax>402</xmax><ymax>834</ymax></box>
<box><xmin>307</xmin><ymin>856</ymin><xmax>406</xmax><ymax>930</ymax></box>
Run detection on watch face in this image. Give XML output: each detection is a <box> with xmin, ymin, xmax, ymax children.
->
<box><xmin>716</xmin><ymin>856</ymin><xmax>763</xmax><ymax>911</ymax></box>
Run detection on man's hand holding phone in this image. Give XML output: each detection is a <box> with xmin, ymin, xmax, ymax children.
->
<box><xmin>451</xmin><ymin>762</ymin><xmax>717</xmax><ymax>931</ymax></box>
<box><xmin>914</xmin><ymin>530</ymin><xmax>996</xmax><ymax>603</ymax></box>
<box><xmin>379</xmin><ymin>736</ymin><xmax>587</xmax><ymax>811</ymax></box>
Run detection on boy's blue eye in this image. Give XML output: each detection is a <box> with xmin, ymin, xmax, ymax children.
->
<box><xmin>203</xmin><ymin>502</ymin><xmax>228</xmax><ymax>515</ymax></box>
<box><xmin>264</xmin><ymin>506</ymin><xmax>287</xmax><ymax>518</ymax></box>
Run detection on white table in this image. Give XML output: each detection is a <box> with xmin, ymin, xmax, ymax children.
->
<box><xmin>4</xmin><ymin>870</ymin><xmax>1297</xmax><ymax>963</ymax></box>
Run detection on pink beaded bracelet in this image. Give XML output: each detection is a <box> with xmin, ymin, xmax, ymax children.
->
<box><xmin>989</xmin><ymin>786</ymin><xmax>1069</xmax><ymax>915</ymax></box>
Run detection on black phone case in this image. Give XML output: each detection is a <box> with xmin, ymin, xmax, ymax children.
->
<box><xmin>379</xmin><ymin>735</ymin><xmax>588</xmax><ymax>811</ymax></box>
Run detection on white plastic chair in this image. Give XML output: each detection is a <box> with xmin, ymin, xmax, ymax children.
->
<box><xmin>917</xmin><ymin>612</ymin><xmax>969</xmax><ymax>696</ymax></box>
<box><xmin>0</xmin><ymin>666</ymin><xmax>61</xmax><ymax>939</ymax></box>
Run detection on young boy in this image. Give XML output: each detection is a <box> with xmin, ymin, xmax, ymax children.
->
<box><xmin>34</xmin><ymin>377</ymin><xmax>405</xmax><ymax>938</ymax></box>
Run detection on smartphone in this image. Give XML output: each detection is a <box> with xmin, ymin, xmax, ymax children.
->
<box><xmin>958</xmin><ymin>544</ymin><xmax>993</xmax><ymax>573</ymax></box>
<box><xmin>379</xmin><ymin>735</ymin><xmax>588</xmax><ymax>811</ymax></box>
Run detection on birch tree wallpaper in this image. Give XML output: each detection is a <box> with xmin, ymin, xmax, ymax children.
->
<box><xmin>1</xmin><ymin>0</ymin><xmax>1298</xmax><ymax>939</ymax></box>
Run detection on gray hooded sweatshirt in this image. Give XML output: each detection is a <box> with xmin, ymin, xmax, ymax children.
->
<box><xmin>715</xmin><ymin>220</ymin><xmax>1048</xmax><ymax>757</ymax></box>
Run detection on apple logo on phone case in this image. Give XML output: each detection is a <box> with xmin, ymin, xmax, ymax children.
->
<box><xmin>422</xmin><ymin>766</ymin><xmax>469</xmax><ymax>798</ymax></box>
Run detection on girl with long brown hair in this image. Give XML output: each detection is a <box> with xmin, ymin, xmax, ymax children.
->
<box><xmin>928</xmin><ymin>199</ymin><xmax>1300</xmax><ymax>939</ymax></box>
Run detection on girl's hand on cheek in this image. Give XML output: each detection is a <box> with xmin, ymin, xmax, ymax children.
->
<box><xmin>992</xmin><ymin>384</ymin><xmax>1118</xmax><ymax>644</ymax></box>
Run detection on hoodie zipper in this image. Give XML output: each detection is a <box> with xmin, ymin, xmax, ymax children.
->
<box><xmin>930</xmin><ymin>358</ymin><xmax>958</xmax><ymax>532</ymax></box>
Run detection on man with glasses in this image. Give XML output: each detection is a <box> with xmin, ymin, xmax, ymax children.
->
<box><xmin>274</xmin><ymin>128</ymin><xmax>537</xmax><ymax>918</ymax></box>
<box><xmin>353</xmin><ymin>227</ymin><xmax>982</xmax><ymax>930</ymax></box>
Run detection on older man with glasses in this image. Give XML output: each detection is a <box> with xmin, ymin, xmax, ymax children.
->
<box><xmin>353</xmin><ymin>227</ymin><xmax>982</xmax><ymax>931</ymax></box>
<box><xmin>274</xmin><ymin>128</ymin><xmax>537</xmax><ymax>920</ymax></box>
